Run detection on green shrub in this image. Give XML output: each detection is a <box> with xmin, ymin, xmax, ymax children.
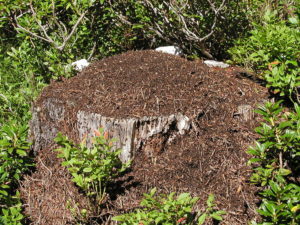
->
<box><xmin>228</xmin><ymin>14</ymin><xmax>300</xmax><ymax>70</ymax></box>
<box><xmin>248</xmin><ymin>101</ymin><xmax>300</xmax><ymax>185</ymax></box>
<box><xmin>0</xmin><ymin>200</ymin><xmax>24</xmax><ymax>225</ymax></box>
<box><xmin>257</xmin><ymin>180</ymin><xmax>300</xmax><ymax>225</ymax></box>
<box><xmin>113</xmin><ymin>189</ymin><xmax>226</xmax><ymax>225</ymax></box>
<box><xmin>228</xmin><ymin>7</ymin><xmax>300</xmax><ymax>102</ymax></box>
<box><xmin>248</xmin><ymin>101</ymin><xmax>300</xmax><ymax>224</ymax></box>
<box><xmin>265</xmin><ymin>61</ymin><xmax>300</xmax><ymax>102</ymax></box>
<box><xmin>0</xmin><ymin>122</ymin><xmax>33</xmax><ymax>224</ymax></box>
<box><xmin>0</xmin><ymin>0</ymin><xmax>136</xmax><ymax>86</ymax></box>
<box><xmin>55</xmin><ymin>128</ymin><xmax>130</xmax><ymax>204</ymax></box>
<box><xmin>111</xmin><ymin>0</ymin><xmax>251</xmax><ymax>59</ymax></box>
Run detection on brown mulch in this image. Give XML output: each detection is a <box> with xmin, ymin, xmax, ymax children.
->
<box><xmin>20</xmin><ymin>50</ymin><xmax>269</xmax><ymax>224</ymax></box>
<box><xmin>20</xmin><ymin>147</ymin><xmax>92</xmax><ymax>225</ymax></box>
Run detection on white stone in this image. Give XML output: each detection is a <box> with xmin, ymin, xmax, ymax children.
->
<box><xmin>177</xmin><ymin>115</ymin><xmax>191</xmax><ymax>135</ymax></box>
<box><xmin>204</xmin><ymin>60</ymin><xmax>230</xmax><ymax>68</ymax></box>
<box><xmin>71</xmin><ymin>59</ymin><xmax>90</xmax><ymax>71</ymax></box>
<box><xmin>155</xmin><ymin>46</ymin><xmax>183</xmax><ymax>56</ymax></box>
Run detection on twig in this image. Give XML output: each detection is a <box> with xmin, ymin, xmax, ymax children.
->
<box><xmin>88</xmin><ymin>41</ymin><xmax>97</xmax><ymax>61</ymax></box>
<box><xmin>29</xmin><ymin>1</ymin><xmax>55</xmax><ymax>44</ymax></box>
<box><xmin>14</xmin><ymin>2</ymin><xmax>87</xmax><ymax>51</ymax></box>
<box><xmin>38</xmin><ymin>157</ymin><xmax>53</xmax><ymax>176</ymax></box>
<box><xmin>57</xmin><ymin>10</ymin><xmax>87</xmax><ymax>51</ymax></box>
<box><xmin>15</xmin><ymin>19</ymin><xmax>55</xmax><ymax>44</ymax></box>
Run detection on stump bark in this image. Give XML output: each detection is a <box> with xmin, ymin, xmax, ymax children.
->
<box><xmin>30</xmin><ymin>98</ymin><xmax>191</xmax><ymax>162</ymax></box>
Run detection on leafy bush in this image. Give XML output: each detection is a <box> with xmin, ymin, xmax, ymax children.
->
<box><xmin>228</xmin><ymin>6</ymin><xmax>300</xmax><ymax>102</ymax></box>
<box><xmin>248</xmin><ymin>101</ymin><xmax>300</xmax><ymax>185</ymax></box>
<box><xmin>265</xmin><ymin>61</ymin><xmax>300</xmax><ymax>102</ymax></box>
<box><xmin>0</xmin><ymin>200</ymin><xmax>24</xmax><ymax>225</ymax></box>
<box><xmin>0</xmin><ymin>122</ymin><xmax>33</xmax><ymax>224</ymax></box>
<box><xmin>55</xmin><ymin>128</ymin><xmax>130</xmax><ymax>204</ymax></box>
<box><xmin>0</xmin><ymin>0</ymin><xmax>137</xmax><ymax>86</ymax></box>
<box><xmin>113</xmin><ymin>188</ymin><xmax>226</xmax><ymax>225</ymax></box>
<box><xmin>257</xmin><ymin>180</ymin><xmax>300</xmax><ymax>224</ymax></box>
<box><xmin>248</xmin><ymin>101</ymin><xmax>300</xmax><ymax>224</ymax></box>
<box><xmin>228</xmin><ymin>12</ymin><xmax>300</xmax><ymax>70</ymax></box>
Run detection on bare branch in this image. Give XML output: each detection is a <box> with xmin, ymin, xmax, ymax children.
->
<box><xmin>29</xmin><ymin>1</ymin><xmax>55</xmax><ymax>45</ymax></box>
<box><xmin>88</xmin><ymin>41</ymin><xmax>97</xmax><ymax>61</ymax></box>
<box><xmin>198</xmin><ymin>0</ymin><xmax>226</xmax><ymax>41</ymax></box>
<box><xmin>57</xmin><ymin>10</ymin><xmax>87</xmax><ymax>51</ymax></box>
<box><xmin>14</xmin><ymin>18</ymin><xmax>55</xmax><ymax>44</ymax></box>
<box><xmin>59</xmin><ymin>21</ymin><xmax>68</xmax><ymax>35</ymax></box>
<box><xmin>14</xmin><ymin>1</ymin><xmax>87</xmax><ymax>52</ymax></box>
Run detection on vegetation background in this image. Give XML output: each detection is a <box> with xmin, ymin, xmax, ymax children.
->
<box><xmin>0</xmin><ymin>0</ymin><xmax>299</xmax><ymax>224</ymax></box>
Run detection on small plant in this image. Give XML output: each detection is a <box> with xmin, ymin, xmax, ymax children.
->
<box><xmin>248</xmin><ymin>101</ymin><xmax>300</xmax><ymax>224</ymax></box>
<box><xmin>0</xmin><ymin>122</ymin><xmax>33</xmax><ymax>224</ymax></box>
<box><xmin>55</xmin><ymin>128</ymin><xmax>130</xmax><ymax>205</ymax></box>
<box><xmin>197</xmin><ymin>194</ymin><xmax>226</xmax><ymax>224</ymax></box>
<box><xmin>66</xmin><ymin>199</ymin><xmax>89</xmax><ymax>224</ymax></box>
<box><xmin>265</xmin><ymin>61</ymin><xmax>300</xmax><ymax>103</ymax></box>
<box><xmin>0</xmin><ymin>202</ymin><xmax>24</xmax><ymax>225</ymax></box>
<box><xmin>257</xmin><ymin>179</ymin><xmax>300</xmax><ymax>224</ymax></box>
<box><xmin>248</xmin><ymin>101</ymin><xmax>300</xmax><ymax>185</ymax></box>
<box><xmin>113</xmin><ymin>188</ymin><xmax>226</xmax><ymax>225</ymax></box>
<box><xmin>228</xmin><ymin>9</ymin><xmax>300</xmax><ymax>71</ymax></box>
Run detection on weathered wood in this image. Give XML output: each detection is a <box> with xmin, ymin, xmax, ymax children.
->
<box><xmin>30</xmin><ymin>98</ymin><xmax>191</xmax><ymax>162</ymax></box>
<box><xmin>236</xmin><ymin>104</ymin><xmax>254</xmax><ymax>122</ymax></box>
<box><xmin>30</xmin><ymin>98</ymin><xmax>64</xmax><ymax>153</ymax></box>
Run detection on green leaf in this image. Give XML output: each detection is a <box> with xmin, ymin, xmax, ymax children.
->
<box><xmin>111</xmin><ymin>215</ymin><xmax>124</xmax><ymax>221</ymax></box>
<box><xmin>83</xmin><ymin>167</ymin><xmax>92</xmax><ymax>173</ymax></box>
<box><xmin>257</xmin><ymin>208</ymin><xmax>271</xmax><ymax>217</ymax></box>
<box><xmin>132</xmin><ymin>24</ymin><xmax>144</xmax><ymax>29</ymax></box>
<box><xmin>0</xmin><ymin>190</ymin><xmax>8</xmax><ymax>196</ymax></box>
<box><xmin>248</xmin><ymin>158</ymin><xmax>262</xmax><ymax>164</ymax></box>
<box><xmin>206</xmin><ymin>194</ymin><xmax>214</xmax><ymax>207</ymax></box>
<box><xmin>177</xmin><ymin>193</ymin><xmax>190</xmax><ymax>202</ymax></box>
<box><xmin>215</xmin><ymin>210</ymin><xmax>227</xmax><ymax>215</ymax></box>
<box><xmin>198</xmin><ymin>213</ymin><xmax>207</xmax><ymax>224</ymax></box>
<box><xmin>289</xmin><ymin>17</ymin><xmax>299</xmax><ymax>26</ymax></box>
<box><xmin>211</xmin><ymin>213</ymin><xmax>223</xmax><ymax>221</ymax></box>
<box><xmin>16</xmin><ymin>149</ymin><xmax>27</xmax><ymax>156</ymax></box>
<box><xmin>278</xmin><ymin>168</ymin><xmax>291</xmax><ymax>176</ymax></box>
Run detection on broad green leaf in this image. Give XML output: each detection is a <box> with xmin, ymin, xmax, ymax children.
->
<box><xmin>83</xmin><ymin>167</ymin><xmax>92</xmax><ymax>173</ymax></box>
<box><xmin>198</xmin><ymin>213</ymin><xmax>207</xmax><ymax>224</ymax></box>
<box><xmin>16</xmin><ymin>149</ymin><xmax>27</xmax><ymax>156</ymax></box>
<box><xmin>211</xmin><ymin>213</ymin><xmax>223</xmax><ymax>221</ymax></box>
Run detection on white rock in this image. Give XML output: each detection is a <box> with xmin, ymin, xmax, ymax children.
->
<box><xmin>71</xmin><ymin>59</ymin><xmax>90</xmax><ymax>71</ymax></box>
<box><xmin>176</xmin><ymin>114</ymin><xmax>191</xmax><ymax>135</ymax></box>
<box><xmin>204</xmin><ymin>60</ymin><xmax>229</xmax><ymax>68</ymax></box>
<box><xmin>155</xmin><ymin>46</ymin><xmax>183</xmax><ymax>56</ymax></box>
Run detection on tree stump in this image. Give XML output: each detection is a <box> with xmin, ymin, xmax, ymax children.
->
<box><xmin>30</xmin><ymin>101</ymin><xmax>190</xmax><ymax>162</ymax></box>
<box><xmin>24</xmin><ymin>50</ymin><xmax>270</xmax><ymax>225</ymax></box>
<box><xmin>29</xmin><ymin>50</ymin><xmax>267</xmax><ymax>163</ymax></box>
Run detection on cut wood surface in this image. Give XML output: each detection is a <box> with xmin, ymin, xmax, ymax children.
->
<box><xmin>77</xmin><ymin>110</ymin><xmax>190</xmax><ymax>162</ymax></box>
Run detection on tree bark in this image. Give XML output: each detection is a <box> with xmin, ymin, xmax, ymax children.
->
<box><xmin>30</xmin><ymin>97</ymin><xmax>191</xmax><ymax>162</ymax></box>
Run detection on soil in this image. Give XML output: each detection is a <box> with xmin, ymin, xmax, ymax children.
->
<box><xmin>20</xmin><ymin>50</ymin><xmax>269</xmax><ymax>224</ymax></box>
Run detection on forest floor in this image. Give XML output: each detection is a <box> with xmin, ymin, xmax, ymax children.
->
<box><xmin>20</xmin><ymin>50</ymin><xmax>269</xmax><ymax>224</ymax></box>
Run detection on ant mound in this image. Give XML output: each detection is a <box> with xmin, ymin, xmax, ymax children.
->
<box><xmin>21</xmin><ymin>50</ymin><xmax>268</xmax><ymax>224</ymax></box>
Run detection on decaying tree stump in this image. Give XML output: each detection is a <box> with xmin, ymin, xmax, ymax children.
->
<box><xmin>24</xmin><ymin>50</ymin><xmax>270</xmax><ymax>225</ymax></box>
<box><xmin>30</xmin><ymin>98</ymin><xmax>191</xmax><ymax>162</ymax></box>
<box><xmin>29</xmin><ymin>50</ymin><xmax>265</xmax><ymax>164</ymax></box>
